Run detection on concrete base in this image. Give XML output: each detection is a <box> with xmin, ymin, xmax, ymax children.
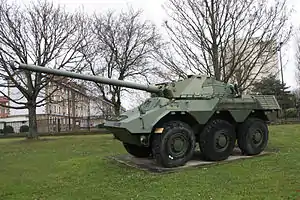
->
<box><xmin>108</xmin><ymin>147</ymin><xmax>273</xmax><ymax>173</ymax></box>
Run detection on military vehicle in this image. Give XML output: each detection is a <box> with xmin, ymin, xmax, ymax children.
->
<box><xmin>13</xmin><ymin>62</ymin><xmax>280</xmax><ymax>168</ymax></box>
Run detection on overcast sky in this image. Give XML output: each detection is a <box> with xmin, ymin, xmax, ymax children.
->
<box><xmin>15</xmin><ymin>0</ymin><xmax>300</xmax><ymax>89</ymax></box>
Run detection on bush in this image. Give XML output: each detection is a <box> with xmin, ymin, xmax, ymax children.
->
<box><xmin>96</xmin><ymin>123</ymin><xmax>105</xmax><ymax>128</ymax></box>
<box><xmin>3</xmin><ymin>125</ymin><xmax>14</xmax><ymax>134</ymax></box>
<box><xmin>20</xmin><ymin>125</ymin><xmax>29</xmax><ymax>133</ymax></box>
<box><xmin>285</xmin><ymin>108</ymin><xmax>298</xmax><ymax>118</ymax></box>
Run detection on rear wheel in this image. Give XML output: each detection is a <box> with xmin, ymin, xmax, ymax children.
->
<box><xmin>152</xmin><ymin>121</ymin><xmax>196</xmax><ymax>168</ymax></box>
<box><xmin>199</xmin><ymin>119</ymin><xmax>236</xmax><ymax>161</ymax></box>
<box><xmin>123</xmin><ymin>143</ymin><xmax>151</xmax><ymax>158</ymax></box>
<box><xmin>237</xmin><ymin>118</ymin><xmax>268</xmax><ymax>155</ymax></box>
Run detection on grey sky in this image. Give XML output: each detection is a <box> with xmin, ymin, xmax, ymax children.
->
<box><xmin>15</xmin><ymin>0</ymin><xmax>300</xmax><ymax>89</ymax></box>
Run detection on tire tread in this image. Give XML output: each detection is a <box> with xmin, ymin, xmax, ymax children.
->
<box><xmin>199</xmin><ymin>119</ymin><xmax>236</xmax><ymax>161</ymax></box>
<box><xmin>237</xmin><ymin>117</ymin><xmax>268</xmax><ymax>155</ymax></box>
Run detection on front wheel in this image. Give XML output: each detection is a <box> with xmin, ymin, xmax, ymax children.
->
<box><xmin>123</xmin><ymin>143</ymin><xmax>152</xmax><ymax>158</ymax></box>
<box><xmin>237</xmin><ymin>118</ymin><xmax>268</xmax><ymax>155</ymax></box>
<box><xmin>152</xmin><ymin>121</ymin><xmax>196</xmax><ymax>168</ymax></box>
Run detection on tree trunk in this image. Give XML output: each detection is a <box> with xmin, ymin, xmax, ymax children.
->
<box><xmin>27</xmin><ymin>103</ymin><xmax>38</xmax><ymax>139</ymax></box>
<box><xmin>114</xmin><ymin>103</ymin><xmax>121</xmax><ymax>117</ymax></box>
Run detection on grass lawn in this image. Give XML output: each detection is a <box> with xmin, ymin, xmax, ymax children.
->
<box><xmin>1</xmin><ymin>124</ymin><xmax>300</xmax><ymax>200</ymax></box>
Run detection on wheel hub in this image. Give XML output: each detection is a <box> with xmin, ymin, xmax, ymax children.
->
<box><xmin>168</xmin><ymin>132</ymin><xmax>189</xmax><ymax>158</ymax></box>
<box><xmin>173</xmin><ymin>138</ymin><xmax>184</xmax><ymax>152</ymax></box>
<box><xmin>217</xmin><ymin>135</ymin><xmax>227</xmax><ymax>148</ymax></box>
<box><xmin>214</xmin><ymin>130</ymin><xmax>229</xmax><ymax>151</ymax></box>
<box><xmin>253</xmin><ymin>130</ymin><xmax>262</xmax><ymax>144</ymax></box>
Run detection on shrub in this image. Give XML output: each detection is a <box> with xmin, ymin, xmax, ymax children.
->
<box><xmin>3</xmin><ymin>125</ymin><xmax>14</xmax><ymax>134</ymax></box>
<box><xmin>20</xmin><ymin>125</ymin><xmax>29</xmax><ymax>133</ymax></box>
<box><xmin>285</xmin><ymin>108</ymin><xmax>298</xmax><ymax>118</ymax></box>
<box><xmin>96</xmin><ymin>123</ymin><xmax>105</xmax><ymax>128</ymax></box>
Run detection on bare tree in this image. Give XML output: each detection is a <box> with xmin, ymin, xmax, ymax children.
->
<box><xmin>296</xmin><ymin>32</ymin><xmax>300</xmax><ymax>85</ymax></box>
<box><xmin>83</xmin><ymin>8</ymin><xmax>163</xmax><ymax>116</ymax></box>
<box><xmin>0</xmin><ymin>0</ymin><xmax>90</xmax><ymax>139</ymax></box>
<box><xmin>155</xmin><ymin>0</ymin><xmax>292</xmax><ymax>91</ymax></box>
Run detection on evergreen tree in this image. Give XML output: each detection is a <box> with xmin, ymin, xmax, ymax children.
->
<box><xmin>251</xmin><ymin>75</ymin><xmax>295</xmax><ymax>110</ymax></box>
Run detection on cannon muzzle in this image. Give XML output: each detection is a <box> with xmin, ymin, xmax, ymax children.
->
<box><xmin>13</xmin><ymin>62</ymin><xmax>160</xmax><ymax>93</ymax></box>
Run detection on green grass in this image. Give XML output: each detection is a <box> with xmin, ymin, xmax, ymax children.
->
<box><xmin>1</xmin><ymin>125</ymin><xmax>300</xmax><ymax>200</ymax></box>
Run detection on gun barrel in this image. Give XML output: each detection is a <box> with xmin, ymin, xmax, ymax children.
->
<box><xmin>16</xmin><ymin>63</ymin><xmax>160</xmax><ymax>93</ymax></box>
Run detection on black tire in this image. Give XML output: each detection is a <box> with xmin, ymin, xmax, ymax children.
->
<box><xmin>237</xmin><ymin>118</ymin><xmax>268</xmax><ymax>155</ymax></box>
<box><xmin>199</xmin><ymin>119</ymin><xmax>236</xmax><ymax>161</ymax></box>
<box><xmin>123</xmin><ymin>143</ymin><xmax>151</xmax><ymax>158</ymax></box>
<box><xmin>152</xmin><ymin>121</ymin><xmax>196</xmax><ymax>168</ymax></box>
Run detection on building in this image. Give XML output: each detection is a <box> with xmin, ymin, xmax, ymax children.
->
<box><xmin>206</xmin><ymin>37</ymin><xmax>280</xmax><ymax>92</ymax></box>
<box><xmin>0</xmin><ymin>115</ymin><xmax>28</xmax><ymax>134</ymax></box>
<box><xmin>34</xmin><ymin>76</ymin><xmax>124</xmax><ymax>132</ymax></box>
<box><xmin>0</xmin><ymin>75</ymin><xmax>122</xmax><ymax>133</ymax></box>
<box><xmin>37</xmin><ymin>76</ymin><xmax>91</xmax><ymax>132</ymax></box>
<box><xmin>223</xmin><ymin>38</ymin><xmax>280</xmax><ymax>93</ymax></box>
<box><xmin>0</xmin><ymin>96</ymin><xmax>9</xmax><ymax>118</ymax></box>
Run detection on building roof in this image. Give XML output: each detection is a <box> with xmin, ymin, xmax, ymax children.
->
<box><xmin>47</xmin><ymin>75</ymin><xmax>88</xmax><ymax>96</ymax></box>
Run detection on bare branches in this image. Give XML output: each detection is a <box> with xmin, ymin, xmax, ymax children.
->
<box><xmin>82</xmin><ymin>8</ymin><xmax>163</xmax><ymax>116</ymax></box>
<box><xmin>0</xmin><ymin>0</ymin><xmax>90</xmax><ymax>137</ymax></box>
<box><xmin>156</xmin><ymin>0</ymin><xmax>292</xmax><ymax>90</ymax></box>
<box><xmin>0</xmin><ymin>0</ymin><xmax>88</xmax><ymax>106</ymax></box>
<box><xmin>296</xmin><ymin>31</ymin><xmax>300</xmax><ymax>86</ymax></box>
